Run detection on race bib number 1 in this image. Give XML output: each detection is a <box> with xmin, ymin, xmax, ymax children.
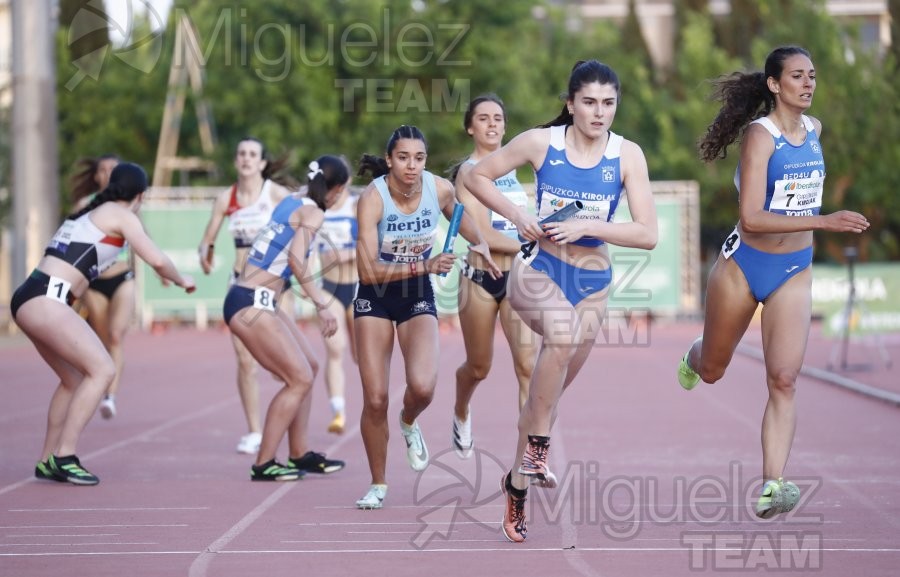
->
<box><xmin>253</xmin><ymin>287</ymin><xmax>276</xmax><ymax>312</ymax></box>
<box><xmin>45</xmin><ymin>276</ymin><xmax>72</xmax><ymax>304</ymax></box>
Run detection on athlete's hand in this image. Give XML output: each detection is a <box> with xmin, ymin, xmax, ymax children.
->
<box><xmin>317</xmin><ymin>306</ymin><xmax>338</xmax><ymax>338</ymax></box>
<box><xmin>543</xmin><ymin>219</ymin><xmax>591</xmax><ymax>245</ymax></box>
<box><xmin>198</xmin><ymin>244</ymin><xmax>214</xmax><ymax>275</ymax></box>
<box><xmin>513</xmin><ymin>208</ymin><xmax>544</xmax><ymax>243</ymax></box>
<box><xmin>426</xmin><ymin>252</ymin><xmax>457</xmax><ymax>276</ymax></box>
<box><xmin>180</xmin><ymin>274</ymin><xmax>196</xmax><ymax>294</ymax></box>
<box><xmin>467</xmin><ymin>242</ymin><xmax>502</xmax><ymax>280</ymax></box>
<box><xmin>822</xmin><ymin>211</ymin><xmax>869</xmax><ymax>234</ymax></box>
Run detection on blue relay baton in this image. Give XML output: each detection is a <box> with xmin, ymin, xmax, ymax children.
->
<box><xmin>440</xmin><ymin>203</ymin><xmax>465</xmax><ymax>277</ymax></box>
<box><xmin>520</xmin><ymin>200</ymin><xmax>584</xmax><ymax>260</ymax></box>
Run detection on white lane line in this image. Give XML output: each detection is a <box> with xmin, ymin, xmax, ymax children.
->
<box><xmin>0</xmin><ymin>524</ymin><xmax>188</xmax><ymax>529</ymax></box>
<box><xmin>0</xmin><ymin>398</ymin><xmax>236</xmax><ymax>497</ymax></box>
<box><xmin>1</xmin><ymin>545</ymin><xmax>899</xmax><ymax>558</ymax></box>
<box><xmin>8</xmin><ymin>507</ymin><xmax>208</xmax><ymax>512</ymax></box>
<box><xmin>6</xmin><ymin>533</ymin><xmax>120</xmax><ymax>538</ymax></box>
<box><xmin>186</xmin><ymin>377</ymin><xmax>385</xmax><ymax>577</ymax></box>
<box><xmin>0</xmin><ymin>542</ymin><xmax>158</xmax><ymax>547</ymax></box>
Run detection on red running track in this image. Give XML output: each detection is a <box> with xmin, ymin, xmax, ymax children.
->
<box><xmin>0</xmin><ymin>319</ymin><xmax>898</xmax><ymax>577</ymax></box>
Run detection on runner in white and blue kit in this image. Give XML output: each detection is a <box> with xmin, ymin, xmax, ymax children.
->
<box><xmin>353</xmin><ymin>125</ymin><xmax>499</xmax><ymax>510</ymax></box>
<box><xmin>677</xmin><ymin>46</ymin><xmax>869</xmax><ymax>519</ymax></box>
<box><xmin>449</xmin><ymin>94</ymin><xmax>537</xmax><ymax>465</ymax></box>
<box><xmin>223</xmin><ymin>155</ymin><xmax>348</xmax><ymax>482</ymax></box>
<box><xmin>465</xmin><ymin>61</ymin><xmax>659</xmax><ymax>542</ymax></box>
<box><xmin>314</xmin><ymin>163</ymin><xmax>358</xmax><ymax>435</ymax></box>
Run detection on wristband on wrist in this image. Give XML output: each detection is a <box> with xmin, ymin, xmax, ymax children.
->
<box><xmin>409</xmin><ymin>261</ymin><xmax>418</xmax><ymax>276</ymax></box>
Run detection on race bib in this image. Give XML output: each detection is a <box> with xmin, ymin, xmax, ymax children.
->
<box><xmin>720</xmin><ymin>228</ymin><xmax>741</xmax><ymax>259</ymax></box>
<box><xmin>769</xmin><ymin>175</ymin><xmax>824</xmax><ymax>215</ymax></box>
<box><xmin>253</xmin><ymin>287</ymin><xmax>276</xmax><ymax>312</ymax></box>
<box><xmin>45</xmin><ymin>276</ymin><xmax>72</xmax><ymax>304</ymax></box>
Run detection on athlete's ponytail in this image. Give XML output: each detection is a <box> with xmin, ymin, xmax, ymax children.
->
<box><xmin>68</xmin><ymin>162</ymin><xmax>148</xmax><ymax>220</ymax></box>
<box><xmin>306</xmin><ymin>155</ymin><xmax>350</xmax><ymax>211</ymax></box>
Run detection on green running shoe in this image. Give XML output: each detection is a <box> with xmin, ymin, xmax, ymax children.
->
<box><xmin>48</xmin><ymin>454</ymin><xmax>99</xmax><ymax>486</ymax></box>
<box><xmin>250</xmin><ymin>459</ymin><xmax>303</xmax><ymax>481</ymax></box>
<box><xmin>678</xmin><ymin>338</ymin><xmax>702</xmax><ymax>390</ymax></box>
<box><xmin>756</xmin><ymin>478</ymin><xmax>801</xmax><ymax>519</ymax></box>
<box><xmin>35</xmin><ymin>459</ymin><xmax>63</xmax><ymax>482</ymax></box>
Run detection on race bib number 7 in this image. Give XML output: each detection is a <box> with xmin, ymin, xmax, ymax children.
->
<box><xmin>253</xmin><ymin>287</ymin><xmax>276</xmax><ymax>312</ymax></box>
<box><xmin>45</xmin><ymin>276</ymin><xmax>72</xmax><ymax>304</ymax></box>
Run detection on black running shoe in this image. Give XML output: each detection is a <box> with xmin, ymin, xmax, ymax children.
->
<box><xmin>35</xmin><ymin>459</ymin><xmax>63</xmax><ymax>482</ymax></box>
<box><xmin>289</xmin><ymin>451</ymin><xmax>345</xmax><ymax>474</ymax></box>
<box><xmin>250</xmin><ymin>459</ymin><xmax>303</xmax><ymax>481</ymax></box>
<box><xmin>48</xmin><ymin>454</ymin><xmax>99</xmax><ymax>486</ymax></box>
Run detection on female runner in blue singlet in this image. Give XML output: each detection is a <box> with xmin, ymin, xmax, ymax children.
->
<box><xmin>223</xmin><ymin>155</ymin><xmax>347</xmax><ymax>481</ymax></box>
<box><xmin>465</xmin><ymin>61</ymin><xmax>659</xmax><ymax>542</ymax></box>
<box><xmin>677</xmin><ymin>46</ymin><xmax>869</xmax><ymax>519</ymax></box>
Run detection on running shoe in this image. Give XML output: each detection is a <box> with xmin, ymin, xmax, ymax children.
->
<box><xmin>451</xmin><ymin>407</ymin><xmax>473</xmax><ymax>459</ymax></box>
<box><xmin>35</xmin><ymin>459</ymin><xmax>63</xmax><ymax>482</ymax></box>
<box><xmin>400</xmin><ymin>414</ymin><xmax>429</xmax><ymax>472</ymax></box>
<box><xmin>250</xmin><ymin>459</ymin><xmax>303</xmax><ymax>482</ymax></box>
<box><xmin>236</xmin><ymin>432</ymin><xmax>262</xmax><ymax>454</ymax></box>
<box><xmin>678</xmin><ymin>338</ymin><xmax>702</xmax><ymax>390</ymax></box>
<box><xmin>518</xmin><ymin>434</ymin><xmax>550</xmax><ymax>480</ymax></box>
<box><xmin>99</xmin><ymin>395</ymin><xmax>117</xmax><ymax>419</ymax></box>
<box><xmin>356</xmin><ymin>484</ymin><xmax>388</xmax><ymax>510</ymax></box>
<box><xmin>500</xmin><ymin>473</ymin><xmax>527</xmax><ymax>543</ymax></box>
<box><xmin>755</xmin><ymin>478</ymin><xmax>801</xmax><ymax>519</ymax></box>
<box><xmin>327</xmin><ymin>412</ymin><xmax>346</xmax><ymax>435</ymax></box>
<box><xmin>289</xmin><ymin>451</ymin><xmax>345</xmax><ymax>474</ymax></box>
<box><xmin>48</xmin><ymin>454</ymin><xmax>99</xmax><ymax>486</ymax></box>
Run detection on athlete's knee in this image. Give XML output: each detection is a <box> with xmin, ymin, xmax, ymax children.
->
<box><xmin>513</xmin><ymin>356</ymin><xmax>535</xmax><ymax>381</ymax></box>
<box><xmin>540</xmin><ymin>341</ymin><xmax>578</xmax><ymax>368</ymax></box>
<box><xmin>458</xmin><ymin>359</ymin><xmax>491</xmax><ymax>382</ymax></box>
<box><xmin>89</xmin><ymin>355</ymin><xmax>117</xmax><ymax>388</ymax></box>
<box><xmin>405</xmin><ymin>380</ymin><xmax>436</xmax><ymax>407</ymax></box>
<box><xmin>363</xmin><ymin>389</ymin><xmax>389</xmax><ymax>415</ymax></box>
<box><xmin>767</xmin><ymin>368</ymin><xmax>798</xmax><ymax>396</ymax></box>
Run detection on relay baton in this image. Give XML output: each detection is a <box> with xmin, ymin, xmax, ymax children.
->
<box><xmin>440</xmin><ymin>203</ymin><xmax>465</xmax><ymax>277</ymax></box>
<box><xmin>520</xmin><ymin>200</ymin><xmax>584</xmax><ymax>259</ymax></box>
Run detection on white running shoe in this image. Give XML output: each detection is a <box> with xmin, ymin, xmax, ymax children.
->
<box><xmin>399</xmin><ymin>414</ymin><xmax>429</xmax><ymax>471</ymax></box>
<box><xmin>236</xmin><ymin>432</ymin><xmax>262</xmax><ymax>454</ymax></box>
<box><xmin>452</xmin><ymin>408</ymin><xmax>473</xmax><ymax>459</ymax></box>
<box><xmin>99</xmin><ymin>396</ymin><xmax>117</xmax><ymax>420</ymax></box>
<box><xmin>356</xmin><ymin>484</ymin><xmax>387</xmax><ymax>509</ymax></box>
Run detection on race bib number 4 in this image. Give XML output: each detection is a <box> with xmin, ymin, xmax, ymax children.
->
<box><xmin>45</xmin><ymin>276</ymin><xmax>72</xmax><ymax>304</ymax></box>
<box><xmin>721</xmin><ymin>228</ymin><xmax>741</xmax><ymax>259</ymax></box>
<box><xmin>253</xmin><ymin>287</ymin><xmax>276</xmax><ymax>312</ymax></box>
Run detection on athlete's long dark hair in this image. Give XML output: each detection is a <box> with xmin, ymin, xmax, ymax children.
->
<box><xmin>698</xmin><ymin>46</ymin><xmax>812</xmax><ymax>162</ymax></box>
<box><xmin>70</xmin><ymin>154</ymin><xmax>120</xmax><ymax>203</ymax></box>
<box><xmin>236</xmin><ymin>136</ymin><xmax>299</xmax><ymax>189</ymax></box>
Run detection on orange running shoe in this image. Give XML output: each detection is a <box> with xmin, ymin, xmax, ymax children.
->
<box><xmin>500</xmin><ymin>473</ymin><xmax>527</xmax><ymax>543</ymax></box>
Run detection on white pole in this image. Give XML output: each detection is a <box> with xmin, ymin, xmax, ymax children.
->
<box><xmin>11</xmin><ymin>0</ymin><xmax>58</xmax><ymax>288</ymax></box>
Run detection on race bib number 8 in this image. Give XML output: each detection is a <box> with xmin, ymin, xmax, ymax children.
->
<box><xmin>45</xmin><ymin>276</ymin><xmax>72</xmax><ymax>304</ymax></box>
<box><xmin>253</xmin><ymin>287</ymin><xmax>276</xmax><ymax>312</ymax></box>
